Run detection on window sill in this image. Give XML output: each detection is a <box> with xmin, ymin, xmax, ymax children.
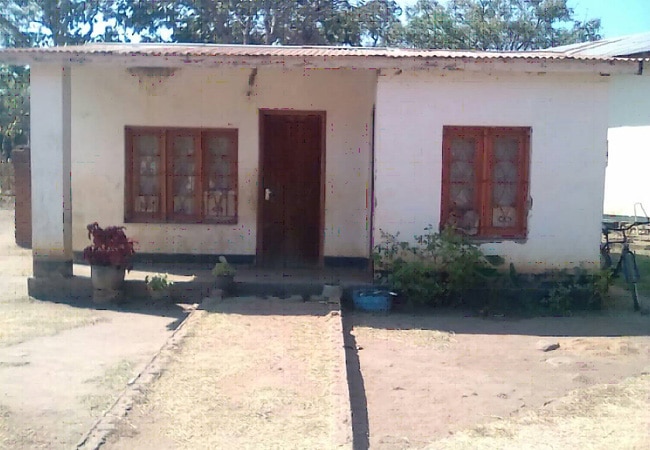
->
<box><xmin>469</xmin><ymin>236</ymin><xmax>528</xmax><ymax>244</ymax></box>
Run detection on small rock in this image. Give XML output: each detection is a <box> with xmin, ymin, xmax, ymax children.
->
<box><xmin>536</xmin><ymin>340</ymin><xmax>560</xmax><ymax>352</ymax></box>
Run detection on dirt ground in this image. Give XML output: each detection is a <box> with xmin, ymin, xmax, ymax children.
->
<box><xmin>104</xmin><ymin>296</ymin><xmax>350</xmax><ymax>450</ymax></box>
<box><xmin>0</xmin><ymin>206</ymin><xmax>189</xmax><ymax>449</ymax></box>
<box><xmin>350</xmin><ymin>307</ymin><xmax>650</xmax><ymax>449</ymax></box>
<box><xmin>3</xmin><ymin>202</ymin><xmax>650</xmax><ymax>449</ymax></box>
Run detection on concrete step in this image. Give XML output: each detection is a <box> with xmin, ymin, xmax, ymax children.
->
<box><xmin>28</xmin><ymin>275</ymin><xmax>375</xmax><ymax>304</ymax></box>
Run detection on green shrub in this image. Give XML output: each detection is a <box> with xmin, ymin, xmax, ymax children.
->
<box><xmin>212</xmin><ymin>256</ymin><xmax>236</xmax><ymax>277</ymax></box>
<box><xmin>540</xmin><ymin>268</ymin><xmax>612</xmax><ymax>315</ymax></box>
<box><xmin>374</xmin><ymin>227</ymin><xmax>611</xmax><ymax>313</ymax></box>
<box><xmin>145</xmin><ymin>273</ymin><xmax>173</xmax><ymax>291</ymax></box>
<box><xmin>374</xmin><ymin>226</ymin><xmax>497</xmax><ymax>306</ymax></box>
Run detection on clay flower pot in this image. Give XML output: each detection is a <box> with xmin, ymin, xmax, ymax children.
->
<box><xmin>91</xmin><ymin>265</ymin><xmax>126</xmax><ymax>304</ymax></box>
<box><xmin>91</xmin><ymin>265</ymin><xmax>126</xmax><ymax>291</ymax></box>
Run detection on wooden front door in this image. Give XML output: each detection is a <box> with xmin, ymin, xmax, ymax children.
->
<box><xmin>259</xmin><ymin>111</ymin><xmax>324</xmax><ymax>268</ymax></box>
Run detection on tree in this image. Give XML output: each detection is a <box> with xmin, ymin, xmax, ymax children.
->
<box><xmin>404</xmin><ymin>0</ymin><xmax>602</xmax><ymax>50</ymax></box>
<box><xmin>0</xmin><ymin>0</ymin><xmax>37</xmax><ymax>46</ymax></box>
<box><xmin>0</xmin><ymin>65</ymin><xmax>28</xmax><ymax>160</ymax></box>
<box><xmin>358</xmin><ymin>0</ymin><xmax>404</xmax><ymax>46</ymax></box>
<box><xmin>404</xmin><ymin>0</ymin><xmax>462</xmax><ymax>49</ymax></box>
<box><xmin>115</xmin><ymin>0</ymin><xmax>362</xmax><ymax>46</ymax></box>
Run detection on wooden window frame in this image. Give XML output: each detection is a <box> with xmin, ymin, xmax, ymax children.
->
<box><xmin>441</xmin><ymin>126</ymin><xmax>530</xmax><ymax>240</ymax></box>
<box><xmin>125</xmin><ymin>126</ymin><xmax>238</xmax><ymax>224</ymax></box>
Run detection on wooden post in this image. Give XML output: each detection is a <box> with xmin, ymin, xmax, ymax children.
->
<box><xmin>12</xmin><ymin>145</ymin><xmax>31</xmax><ymax>248</ymax></box>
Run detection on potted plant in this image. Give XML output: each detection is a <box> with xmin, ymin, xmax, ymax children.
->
<box><xmin>83</xmin><ymin>222</ymin><xmax>135</xmax><ymax>302</ymax></box>
<box><xmin>212</xmin><ymin>256</ymin><xmax>236</xmax><ymax>294</ymax></box>
<box><xmin>145</xmin><ymin>273</ymin><xmax>173</xmax><ymax>302</ymax></box>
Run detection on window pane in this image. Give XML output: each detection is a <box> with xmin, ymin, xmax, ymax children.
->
<box><xmin>204</xmin><ymin>134</ymin><xmax>236</xmax><ymax>220</ymax></box>
<box><xmin>447</xmin><ymin>137</ymin><xmax>479</xmax><ymax>234</ymax></box>
<box><xmin>203</xmin><ymin>191</ymin><xmax>236</xmax><ymax>218</ymax></box>
<box><xmin>207</xmin><ymin>137</ymin><xmax>231</xmax><ymax>190</ymax></box>
<box><xmin>451</xmin><ymin>138</ymin><xmax>475</xmax><ymax>162</ymax></box>
<box><xmin>172</xmin><ymin>135</ymin><xmax>198</xmax><ymax>215</ymax></box>
<box><xmin>492</xmin><ymin>137</ymin><xmax>520</xmax><ymax>228</ymax></box>
<box><xmin>450</xmin><ymin>185</ymin><xmax>475</xmax><ymax>208</ymax></box>
<box><xmin>134</xmin><ymin>134</ymin><xmax>161</xmax><ymax>214</ymax></box>
<box><xmin>208</xmin><ymin>136</ymin><xmax>231</xmax><ymax>158</ymax></box>
<box><xmin>494</xmin><ymin>136</ymin><xmax>518</xmax><ymax>161</ymax></box>
<box><xmin>136</xmin><ymin>135</ymin><xmax>159</xmax><ymax>156</ymax></box>
<box><xmin>492</xmin><ymin>160</ymin><xmax>517</xmax><ymax>206</ymax></box>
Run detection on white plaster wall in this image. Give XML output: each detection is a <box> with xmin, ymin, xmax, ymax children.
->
<box><xmin>70</xmin><ymin>66</ymin><xmax>375</xmax><ymax>258</ymax></box>
<box><xmin>604</xmin><ymin>73</ymin><xmax>650</xmax><ymax>217</ymax></box>
<box><xmin>30</xmin><ymin>65</ymin><xmax>72</xmax><ymax>261</ymax></box>
<box><xmin>374</xmin><ymin>70</ymin><xmax>609</xmax><ymax>272</ymax></box>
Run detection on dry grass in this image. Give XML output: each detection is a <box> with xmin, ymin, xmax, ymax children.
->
<box><xmin>81</xmin><ymin>360</ymin><xmax>136</xmax><ymax>418</ymax></box>
<box><xmin>354</xmin><ymin>325</ymin><xmax>457</xmax><ymax>349</ymax></box>
<box><xmin>112</xmin><ymin>297</ymin><xmax>345</xmax><ymax>449</ymax></box>
<box><xmin>0</xmin><ymin>405</ymin><xmax>10</xmax><ymax>449</ymax></box>
<box><xmin>0</xmin><ymin>296</ymin><xmax>105</xmax><ymax>346</ymax></box>
<box><xmin>428</xmin><ymin>374</ymin><xmax>650</xmax><ymax>449</ymax></box>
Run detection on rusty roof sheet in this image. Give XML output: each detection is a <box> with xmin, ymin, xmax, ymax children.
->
<box><xmin>0</xmin><ymin>42</ymin><xmax>636</xmax><ymax>62</ymax></box>
<box><xmin>545</xmin><ymin>31</ymin><xmax>650</xmax><ymax>57</ymax></box>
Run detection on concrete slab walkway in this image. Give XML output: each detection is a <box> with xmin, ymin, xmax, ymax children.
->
<box><xmin>0</xmin><ymin>205</ymin><xmax>195</xmax><ymax>448</ymax></box>
<box><xmin>0</xmin><ymin>305</ymin><xmax>187</xmax><ymax>449</ymax></box>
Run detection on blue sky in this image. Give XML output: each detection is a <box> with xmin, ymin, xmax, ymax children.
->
<box><xmin>395</xmin><ymin>0</ymin><xmax>650</xmax><ymax>39</ymax></box>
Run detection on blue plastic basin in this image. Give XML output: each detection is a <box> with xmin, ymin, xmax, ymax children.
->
<box><xmin>353</xmin><ymin>289</ymin><xmax>392</xmax><ymax>312</ymax></box>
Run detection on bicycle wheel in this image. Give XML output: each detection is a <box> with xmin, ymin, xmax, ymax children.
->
<box><xmin>622</xmin><ymin>251</ymin><xmax>639</xmax><ymax>283</ymax></box>
<box><xmin>600</xmin><ymin>245</ymin><xmax>612</xmax><ymax>270</ymax></box>
<box><xmin>630</xmin><ymin>283</ymin><xmax>640</xmax><ymax>312</ymax></box>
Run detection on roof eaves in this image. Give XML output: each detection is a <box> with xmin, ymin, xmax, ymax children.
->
<box><xmin>0</xmin><ymin>43</ymin><xmax>641</xmax><ymax>74</ymax></box>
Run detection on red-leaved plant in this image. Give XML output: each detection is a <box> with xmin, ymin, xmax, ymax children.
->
<box><xmin>83</xmin><ymin>222</ymin><xmax>136</xmax><ymax>270</ymax></box>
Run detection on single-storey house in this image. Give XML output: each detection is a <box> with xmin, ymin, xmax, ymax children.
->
<box><xmin>549</xmin><ymin>32</ymin><xmax>650</xmax><ymax>220</ymax></box>
<box><xmin>0</xmin><ymin>43</ymin><xmax>641</xmax><ymax>280</ymax></box>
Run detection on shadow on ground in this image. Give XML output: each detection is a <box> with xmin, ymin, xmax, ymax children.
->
<box><xmin>347</xmin><ymin>305</ymin><xmax>650</xmax><ymax>337</ymax></box>
<box><xmin>342</xmin><ymin>313</ymin><xmax>370</xmax><ymax>450</ymax></box>
<box><xmin>24</xmin><ymin>293</ymin><xmax>193</xmax><ymax>326</ymax></box>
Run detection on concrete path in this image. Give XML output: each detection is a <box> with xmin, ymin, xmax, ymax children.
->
<box><xmin>0</xmin><ymin>205</ymin><xmax>193</xmax><ymax>448</ymax></box>
<box><xmin>0</xmin><ymin>305</ymin><xmax>186</xmax><ymax>449</ymax></box>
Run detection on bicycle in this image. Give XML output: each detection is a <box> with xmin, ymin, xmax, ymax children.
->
<box><xmin>600</xmin><ymin>205</ymin><xmax>649</xmax><ymax>311</ymax></box>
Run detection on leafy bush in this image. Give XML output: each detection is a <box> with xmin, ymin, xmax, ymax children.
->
<box><xmin>83</xmin><ymin>222</ymin><xmax>136</xmax><ymax>270</ymax></box>
<box><xmin>212</xmin><ymin>256</ymin><xmax>236</xmax><ymax>277</ymax></box>
<box><xmin>374</xmin><ymin>227</ymin><xmax>613</xmax><ymax>312</ymax></box>
<box><xmin>541</xmin><ymin>268</ymin><xmax>612</xmax><ymax>315</ymax></box>
<box><xmin>374</xmin><ymin>226</ymin><xmax>495</xmax><ymax>306</ymax></box>
<box><xmin>145</xmin><ymin>273</ymin><xmax>173</xmax><ymax>291</ymax></box>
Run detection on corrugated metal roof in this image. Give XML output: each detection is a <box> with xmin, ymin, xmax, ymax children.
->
<box><xmin>0</xmin><ymin>42</ymin><xmax>635</xmax><ymax>62</ymax></box>
<box><xmin>545</xmin><ymin>31</ymin><xmax>650</xmax><ymax>57</ymax></box>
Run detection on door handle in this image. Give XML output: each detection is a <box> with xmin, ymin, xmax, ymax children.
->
<box><xmin>265</xmin><ymin>188</ymin><xmax>272</xmax><ymax>201</ymax></box>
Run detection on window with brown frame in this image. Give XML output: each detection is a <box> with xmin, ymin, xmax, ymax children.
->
<box><xmin>441</xmin><ymin>126</ymin><xmax>530</xmax><ymax>239</ymax></box>
<box><xmin>125</xmin><ymin>127</ymin><xmax>238</xmax><ymax>224</ymax></box>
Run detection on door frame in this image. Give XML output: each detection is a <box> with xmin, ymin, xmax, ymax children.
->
<box><xmin>257</xmin><ymin>109</ymin><xmax>327</xmax><ymax>267</ymax></box>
